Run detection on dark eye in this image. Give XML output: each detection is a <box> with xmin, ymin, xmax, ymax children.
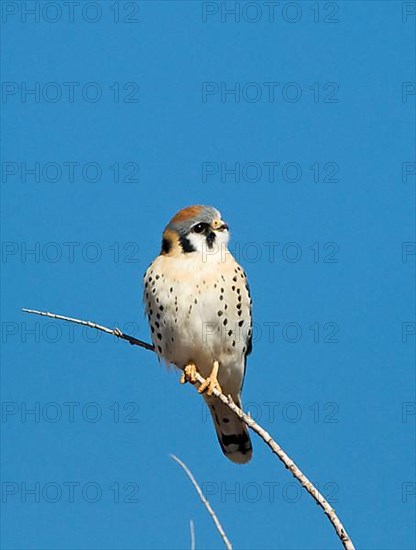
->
<box><xmin>192</xmin><ymin>223</ymin><xmax>206</xmax><ymax>234</ymax></box>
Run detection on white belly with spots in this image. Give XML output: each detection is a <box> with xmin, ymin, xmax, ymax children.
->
<box><xmin>143</xmin><ymin>253</ymin><xmax>252</xmax><ymax>397</ymax></box>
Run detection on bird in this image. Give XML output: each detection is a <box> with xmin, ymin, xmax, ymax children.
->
<box><xmin>143</xmin><ymin>205</ymin><xmax>253</xmax><ymax>464</ymax></box>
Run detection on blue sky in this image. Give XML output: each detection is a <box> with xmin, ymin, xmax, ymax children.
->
<box><xmin>1</xmin><ymin>1</ymin><xmax>415</xmax><ymax>549</ymax></box>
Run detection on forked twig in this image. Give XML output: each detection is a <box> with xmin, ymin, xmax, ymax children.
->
<box><xmin>171</xmin><ymin>454</ymin><xmax>232</xmax><ymax>550</ymax></box>
<box><xmin>22</xmin><ymin>308</ymin><xmax>355</xmax><ymax>550</ymax></box>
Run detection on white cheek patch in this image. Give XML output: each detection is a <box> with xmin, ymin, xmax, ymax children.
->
<box><xmin>199</xmin><ymin>230</ymin><xmax>230</xmax><ymax>262</ymax></box>
<box><xmin>215</xmin><ymin>230</ymin><xmax>230</xmax><ymax>250</ymax></box>
<box><xmin>187</xmin><ymin>232</ymin><xmax>206</xmax><ymax>253</ymax></box>
<box><xmin>186</xmin><ymin>230</ymin><xmax>230</xmax><ymax>260</ymax></box>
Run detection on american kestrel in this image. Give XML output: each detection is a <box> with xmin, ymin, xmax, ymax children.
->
<box><xmin>143</xmin><ymin>205</ymin><xmax>253</xmax><ymax>464</ymax></box>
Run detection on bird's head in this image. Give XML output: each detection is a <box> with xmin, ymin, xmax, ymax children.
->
<box><xmin>160</xmin><ymin>205</ymin><xmax>230</xmax><ymax>257</ymax></box>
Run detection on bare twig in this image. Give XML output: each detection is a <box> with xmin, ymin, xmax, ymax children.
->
<box><xmin>189</xmin><ymin>519</ymin><xmax>195</xmax><ymax>550</ymax></box>
<box><xmin>22</xmin><ymin>308</ymin><xmax>154</xmax><ymax>351</ymax></box>
<box><xmin>22</xmin><ymin>308</ymin><xmax>355</xmax><ymax>550</ymax></box>
<box><xmin>171</xmin><ymin>454</ymin><xmax>231</xmax><ymax>550</ymax></box>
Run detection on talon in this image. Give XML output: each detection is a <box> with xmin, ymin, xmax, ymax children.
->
<box><xmin>198</xmin><ymin>361</ymin><xmax>222</xmax><ymax>396</ymax></box>
<box><xmin>181</xmin><ymin>363</ymin><xmax>197</xmax><ymax>385</ymax></box>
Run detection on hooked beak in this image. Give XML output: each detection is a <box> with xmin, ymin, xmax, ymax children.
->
<box><xmin>212</xmin><ymin>218</ymin><xmax>229</xmax><ymax>231</ymax></box>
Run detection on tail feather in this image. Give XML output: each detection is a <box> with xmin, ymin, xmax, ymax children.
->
<box><xmin>206</xmin><ymin>396</ymin><xmax>252</xmax><ymax>464</ymax></box>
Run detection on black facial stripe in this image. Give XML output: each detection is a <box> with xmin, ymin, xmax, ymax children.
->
<box><xmin>179</xmin><ymin>235</ymin><xmax>196</xmax><ymax>254</ymax></box>
<box><xmin>206</xmin><ymin>231</ymin><xmax>216</xmax><ymax>249</ymax></box>
<box><xmin>161</xmin><ymin>238</ymin><xmax>172</xmax><ymax>254</ymax></box>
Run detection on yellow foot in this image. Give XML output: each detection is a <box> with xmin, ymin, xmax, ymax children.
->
<box><xmin>198</xmin><ymin>361</ymin><xmax>222</xmax><ymax>396</ymax></box>
<box><xmin>180</xmin><ymin>363</ymin><xmax>197</xmax><ymax>385</ymax></box>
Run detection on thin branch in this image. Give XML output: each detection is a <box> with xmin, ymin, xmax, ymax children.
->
<box><xmin>189</xmin><ymin>519</ymin><xmax>195</xmax><ymax>550</ymax></box>
<box><xmin>22</xmin><ymin>308</ymin><xmax>154</xmax><ymax>351</ymax></box>
<box><xmin>171</xmin><ymin>454</ymin><xmax>231</xmax><ymax>550</ymax></box>
<box><xmin>22</xmin><ymin>308</ymin><xmax>355</xmax><ymax>550</ymax></box>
